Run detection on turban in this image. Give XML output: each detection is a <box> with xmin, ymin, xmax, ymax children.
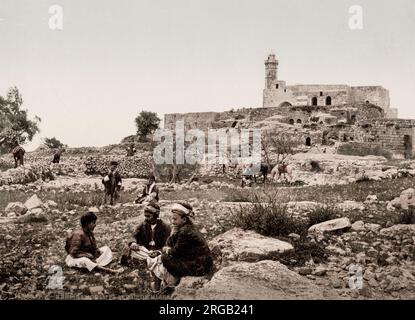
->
<box><xmin>144</xmin><ymin>201</ymin><xmax>160</xmax><ymax>215</ymax></box>
<box><xmin>171</xmin><ymin>203</ymin><xmax>195</xmax><ymax>219</ymax></box>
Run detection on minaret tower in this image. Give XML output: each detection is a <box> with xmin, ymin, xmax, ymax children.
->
<box><xmin>265</xmin><ymin>54</ymin><xmax>278</xmax><ymax>89</ymax></box>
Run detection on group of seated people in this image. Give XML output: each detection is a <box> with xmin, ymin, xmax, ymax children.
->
<box><xmin>64</xmin><ymin>177</ymin><xmax>213</xmax><ymax>293</ymax></box>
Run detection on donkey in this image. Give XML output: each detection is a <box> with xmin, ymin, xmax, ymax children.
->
<box><xmin>270</xmin><ymin>162</ymin><xmax>293</xmax><ymax>182</ymax></box>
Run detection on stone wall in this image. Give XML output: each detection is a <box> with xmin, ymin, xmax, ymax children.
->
<box><xmin>349</xmin><ymin>86</ymin><xmax>390</xmax><ymax>110</ymax></box>
<box><xmin>358</xmin><ymin>119</ymin><xmax>415</xmax><ymax>158</ymax></box>
<box><xmin>164</xmin><ymin>112</ymin><xmax>219</xmax><ymax>131</ymax></box>
<box><xmin>288</xmin><ymin>84</ymin><xmax>349</xmax><ymax>107</ymax></box>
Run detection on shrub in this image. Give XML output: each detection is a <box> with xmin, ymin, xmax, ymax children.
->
<box><xmin>307</xmin><ymin>205</ymin><xmax>338</xmax><ymax>227</ymax></box>
<box><xmin>356</xmin><ymin>174</ymin><xmax>370</xmax><ymax>183</ymax></box>
<box><xmin>310</xmin><ymin>160</ymin><xmax>322</xmax><ymax>172</ymax></box>
<box><xmin>231</xmin><ymin>193</ymin><xmax>308</xmax><ymax>237</ymax></box>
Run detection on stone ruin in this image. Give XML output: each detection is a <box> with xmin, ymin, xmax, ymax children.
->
<box><xmin>164</xmin><ymin>54</ymin><xmax>415</xmax><ymax>160</ymax></box>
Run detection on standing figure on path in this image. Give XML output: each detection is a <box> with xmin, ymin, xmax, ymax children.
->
<box><xmin>126</xmin><ymin>144</ymin><xmax>136</xmax><ymax>157</ymax></box>
<box><xmin>241</xmin><ymin>163</ymin><xmax>255</xmax><ymax>187</ymax></box>
<box><xmin>102</xmin><ymin>160</ymin><xmax>122</xmax><ymax>205</ymax></box>
<box><xmin>135</xmin><ymin>174</ymin><xmax>159</xmax><ymax>204</ymax></box>
<box><xmin>65</xmin><ymin>212</ymin><xmax>123</xmax><ymax>274</ymax></box>
<box><xmin>11</xmin><ymin>143</ymin><xmax>25</xmax><ymax>168</ymax></box>
<box><xmin>52</xmin><ymin>148</ymin><xmax>65</xmax><ymax>164</ymax></box>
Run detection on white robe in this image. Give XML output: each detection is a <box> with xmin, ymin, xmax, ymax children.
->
<box><xmin>65</xmin><ymin>245</ymin><xmax>113</xmax><ymax>272</ymax></box>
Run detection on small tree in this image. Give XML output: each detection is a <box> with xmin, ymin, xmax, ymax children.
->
<box><xmin>0</xmin><ymin>86</ymin><xmax>41</xmax><ymax>154</ymax></box>
<box><xmin>44</xmin><ymin>137</ymin><xmax>65</xmax><ymax>149</ymax></box>
<box><xmin>135</xmin><ymin>110</ymin><xmax>160</xmax><ymax>141</ymax></box>
<box><xmin>262</xmin><ymin>131</ymin><xmax>301</xmax><ymax>164</ymax></box>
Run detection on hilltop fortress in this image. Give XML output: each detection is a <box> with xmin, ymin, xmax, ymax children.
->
<box><xmin>164</xmin><ymin>54</ymin><xmax>415</xmax><ymax>159</ymax></box>
<box><xmin>262</xmin><ymin>54</ymin><xmax>398</xmax><ymax>118</ymax></box>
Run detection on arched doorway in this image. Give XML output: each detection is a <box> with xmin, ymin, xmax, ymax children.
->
<box><xmin>312</xmin><ymin>97</ymin><xmax>318</xmax><ymax>106</ymax></box>
<box><xmin>297</xmin><ymin>119</ymin><xmax>302</xmax><ymax>124</ymax></box>
<box><xmin>289</xmin><ymin>119</ymin><xmax>294</xmax><ymax>125</ymax></box>
<box><xmin>326</xmin><ymin>96</ymin><xmax>332</xmax><ymax>106</ymax></box>
<box><xmin>305</xmin><ymin>137</ymin><xmax>311</xmax><ymax>146</ymax></box>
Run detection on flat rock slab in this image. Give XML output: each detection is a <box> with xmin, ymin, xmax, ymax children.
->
<box><xmin>209</xmin><ymin>228</ymin><xmax>293</xmax><ymax>267</ymax></box>
<box><xmin>308</xmin><ymin>217</ymin><xmax>351</xmax><ymax>234</ymax></box>
<box><xmin>24</xmin><ymin>195</ymin><xmax>43</xmax><ymax>210</ymax></box>
<box><xmin>174</xmin><ymin>260</ymin><xmax>341</xmax><ymax>300</ymax></box>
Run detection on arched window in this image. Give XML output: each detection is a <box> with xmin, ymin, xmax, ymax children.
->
<box><xmin>305</xmin><ymin>137</ymin><xmax>311</xmax><ymax>146</ymax></box>
<box><xmin>312</xmin><ymin>97</ymin><xmax>318</xmax><ymax>106</ymax></box>
<box><xmin>326</xmin><ymin>96</ymin><xmax>332</xmax><ymax>106</ymax></box>
<box><xmin>289</xmin><ymin>119</ymin><xmax>294</xmax><ymax>125</ymax></box>
<box><xmin>297</xmin><ymin>119</ymin><xmax>302</xmax><ymax>124</ymax></box>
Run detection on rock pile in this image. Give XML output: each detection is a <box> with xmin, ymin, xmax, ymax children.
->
<box><xmin>84</xmin><ymin>153</ymin><xmax>153</xmax><ymax>178</ymax></box>
<box><xmin>0</xmin><ymin>165</ymin><xmax>54</xmax><ymax>186</ymax></box>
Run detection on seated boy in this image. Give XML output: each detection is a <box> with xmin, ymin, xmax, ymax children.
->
<box><xmin>135</xmin><ymin>175</ymin><xmax>159</xmax><ymax>204</ymax></box>
<box><xmin>65</xmin><ymin>212</ymin><xmax>123</xmax><ymax>274</ymax></box>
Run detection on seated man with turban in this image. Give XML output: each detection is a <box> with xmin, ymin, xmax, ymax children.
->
<box><xmin>120</xmin><ymin>201</ymin><xmax>171</xmax><ymax>290</ymax></box>
<box><xmin>145</xmin><ymin>202</ymin><xmax>213</xmax><ymax>292</ymax></box>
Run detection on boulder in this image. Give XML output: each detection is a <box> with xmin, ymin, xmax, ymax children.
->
<box><xmin>351</xmin><ymin>220</ymin><xmax>365</xmax><ymax>231</ymax></box>
<box><xmin>24</xmin><ymin>195</ymin><xmax>43</xmax><ymax>210</ymax></box>
<box><xmin>88</xmin><ymin>207</ymin><xmax>100</xmax><ymax>213</ymax></box>
<box><xmin>308</xmin><ymin>218</ymin><xmax>351</xmax><ymax>235</ymax></box>
<box><xmin>5</xmin><ymin>202</ymin><xmax>28</xmax><ymax>216</ymax></box>
<box><xmin>209</xmin><ymin>228</ymin><xmax>293</xmax><ymax>267</ymax></box>
<box><xmin>387</xmin><ymin>196</ymin><xmax>401</xmax><ymax>211</ymax></box>
<box><xmin>174</xmin><ymin>260</ymin><xmax>341</xmax><ymax>299</ymax></box>
<box><xmin>45</xmin><ymin>200</ymin><xmax>58</xmax><ymax>208</ymax></box>
<box><xmin>399</xmin><ymin>188</ymin><xmax>415</xmax><ymax>210</ymax></box>
<box><xmin>30</xmin><ymin>208</ymin><xmax>43</xmax><ymax>215</ymax></box>
<box><xmin>365</xmin><ymin>195</ymin><xmax>378</xmax><ymax>203</ymax></box>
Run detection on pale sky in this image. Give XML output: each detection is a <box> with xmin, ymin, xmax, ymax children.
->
<box><xmin>1</xmin><ymin>0</ymin><xmax>414</xmax><ymax>150</ymax></box>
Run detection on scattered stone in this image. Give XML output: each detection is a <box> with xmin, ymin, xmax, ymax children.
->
<box><xmin>30</xmin><ymin>208</ymin><xmax>43</xmax><ymax>215</ymax></box>
<box><xmin>45</xmin><ymin>200</ymin><xmax>58</xmax><ymax>208</ymax></box>
<box><xmin>5</xmin><ymin>202</ymin><xmax>28</xmax><ymax>216</ymax></box>
<box><xmin>88</xmin><ymin>207</ymin><xmax>100</xmax><ymax>213</ymax></box>
<box><xmin>298</xmin><ymin>267</ymin><xmax>313</xmax><ymax>276</ymax></box>
<box><xmin>24</xmin><ymin>195</ymin><xmax>43</xmax><ymax>210</ymax></box>
<box><xmin>332</xmin><ymin>278</ymin><xmax>343</xmax><ymax>289</ymax></box>
<box><xmin>365</xmin><ymin>195</ymin><xmax>378</xmax><ymax>203</ymax></box>
<box><xmin>308</xmin><ymin>218</ymin><xmax>351</xmax><ymax>236</ymax></box>
<box><xmin>351</xmin><ymin>221</ymin><xmax>365</xmax><ymax>231</ymax></box>
<box><xmin>288</xmin><ymin>233</ymin><xmax>301</xmax><ymax>241</ymax></box>
<box><xmin>313</xmin><ymin>266</ymin><xmax>327</xmax><ymax>276</ymax></box>
<box><xmin>89</xmin><ymin>286</ymin><xmax>104</xmax><ymax>294</ymax></box>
